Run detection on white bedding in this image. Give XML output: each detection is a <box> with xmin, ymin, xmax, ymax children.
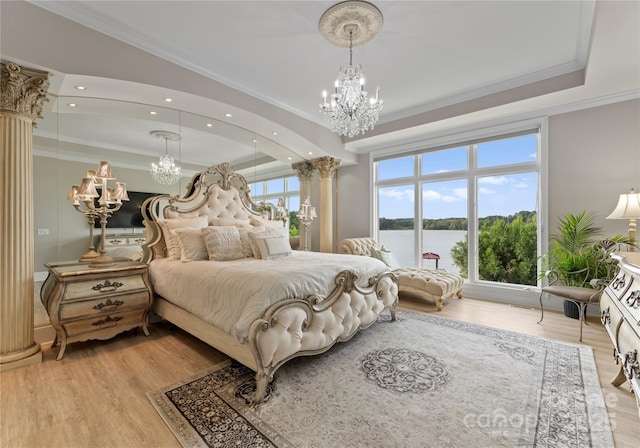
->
<box><xmin>149</xmin><ymin>251</ymin><xmax>388</xmax><ymax>342</ymax></box>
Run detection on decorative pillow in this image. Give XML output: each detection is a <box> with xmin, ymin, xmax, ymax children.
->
<box><xmin>211</xmin><ymin>217</ymin><xmax>251</xmax><ymax>227</ymax></box>
<box><xmin>157</xmin><ymin>216</ymin><xmax>208</xmax><ymax>260</ymax></box>
<box><xmin>250</xmin><ymin>216</ymin><xmax>286</xmax><ymax>230</ymax></box>
<box><xmin>247</xmin><ymin>226</ymin><xmax>286</xmax><ymax>258</ymax></box>
<box><xmin>252</xmin><ymin>233</ymin><xmax>293</xmax><ymax>260</ymax></box>
<box><xmin>238</xmin><ymin>225</ymin><xmax>262</xmax><ymax>258</ymax></box>
<box><xmin>174</xmin><ymin>227</ymin><xmax>208</xmax><ymax>262</ymax></box>
<box><xmin>370</xmin><ymin>246</ymin><xmax>401</xmax><ymax>270</ymax></box>
<box><xmin>201</xmin><ymin>226</ymin><xmax>245</xmax><ymax>261</ymax></box>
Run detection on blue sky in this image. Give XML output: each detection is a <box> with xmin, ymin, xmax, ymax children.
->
<box><xmin>377</xmin><ymin>134</ymin><xmax>538</xmax><ymax>219</ymax></box>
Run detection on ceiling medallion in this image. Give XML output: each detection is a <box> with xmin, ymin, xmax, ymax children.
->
<box><xmin>318</xmin><ymin>1</ymin><xmax>384</xmax><ymax>138</ymax></box>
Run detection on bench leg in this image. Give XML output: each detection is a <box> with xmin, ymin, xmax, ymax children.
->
<box><xmin>435</xmin><ymin>295</ymin><xmax>444</xmax><ymax>311</ymax></box>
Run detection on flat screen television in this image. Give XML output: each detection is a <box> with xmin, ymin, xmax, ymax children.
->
<box><xmin>94</xmin><ymin>191</ymin><xmax>158</xmax><ymax>228</ymax></box>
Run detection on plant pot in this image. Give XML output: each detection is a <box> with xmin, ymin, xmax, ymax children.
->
<box><xmin>563</xmin><ymin>300</ymin><xmax>580</xmax><ymax>320</ymax></box>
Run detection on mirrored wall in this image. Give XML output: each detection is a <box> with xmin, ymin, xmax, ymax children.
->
<box><xmin>32</xmin><ymin>96</ymin><xmax>304</xmax><ymax>273</ymax></box>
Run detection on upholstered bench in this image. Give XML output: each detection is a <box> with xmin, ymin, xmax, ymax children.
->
<box><xmin>339</xmin><ymin>237</ymin><xmax>463</xmax><ymax>311</ymax></box>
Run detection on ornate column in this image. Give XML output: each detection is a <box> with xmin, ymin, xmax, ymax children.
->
<box><xmin>312</xmin><ymin>156</ymin><xmax>341</xmax><ymax>253</ymax></box>
<box><xmin>1</xmin><ymin>61</ymin><xmax>50</xmax><ymax>371</ymax></box>
<box><xmin>292</xmin><ymin>160</ymin><xmax>316</xmax><ymax>250</ymax></box>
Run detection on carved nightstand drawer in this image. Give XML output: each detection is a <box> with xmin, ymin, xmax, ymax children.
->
<box><xmin>59</xmin><ymin>291</ymin><xmax>151</xmax><ymax>320</ymax></box>
<box><xmin>607</xmin><ymin>269</ymin><xmax>631</xmax><ymax>298</ymax></box>
<box><xmin>63</xmin><ymin>275</ymin><xmax>147</xmax><ymax>301</ymax></box>
<box><xmin>62</xmin><ymin>308</ymin><xmax>146</xmax><ymax>339</ymax></box>
<box><xmin>41</xmin><ymin>260</ymin><xmax>153</xmax><ymax>360</ymax></box>
<box><xmin>600</xmin><ymin>292</ymin><xmax>624</xmax><ymax>347</ymax></box>
<box><xmin>619</xmin><ymin>279</ymin><xmax>640</xmax><ymax>326</ymax></box>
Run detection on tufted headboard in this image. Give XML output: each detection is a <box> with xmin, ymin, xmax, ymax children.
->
<box><xmin>140</xmin><ymin>162</ymin><xmax>279</xmax><ymax>263</ymax></box>
<box><xmin>339</xmin><ymin>237</ymin><xmax>379</xmax><ymax>256</ymax></box>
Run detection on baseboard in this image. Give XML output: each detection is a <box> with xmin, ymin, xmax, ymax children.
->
<box><xmin>35</xmin><ymin>324</ymin><xmax>55</xmax><ymax>345</ymax></box>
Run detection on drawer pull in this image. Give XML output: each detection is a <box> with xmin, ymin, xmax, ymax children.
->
<box><xmin>93</xmin><ymin>298</ymin><xmax>125</xmax><ymax>312</ymax></box>
<box><xmin>601</xmin><ymin>307</ymin><xmax>610</xmax><ymax>325</ymax></box>
<box><xmin>91</xmin><ymin>315</ymin><xmax>123</xmax><ymax>328</ymax></box>
<box><xmin>611</xmin><ymin>274</ymin><xmax>626</xmax><ymax>290</ymax></box>
<box><xmin>623</xmin><ymin>350</ymin><xmax>639</xmax><ymax>380</ymax></box>
<box><xmin>625</xmin><ymin>290</ymin><xmax>640</xmax><ymax>307</ymax></box>
<box><xmin>91</xmin><ymin>280</ymin><xmax>124</xmax><ymax>293</ymax></box>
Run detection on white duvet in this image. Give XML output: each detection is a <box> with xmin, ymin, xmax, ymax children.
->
<box><xmin>149</xmin><ymin>251</ymin><xmax>388</xmax><ymax>342</ymax></box>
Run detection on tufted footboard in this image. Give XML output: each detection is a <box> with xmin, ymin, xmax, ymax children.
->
<box><xmin>248</xmin><ymin>270</ymin><xmax>398</xmax><ymax>403</ymax></box>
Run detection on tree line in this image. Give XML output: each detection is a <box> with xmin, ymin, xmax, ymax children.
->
<box><xmin>379</xmin><ymin>210</ymin><xmax>536</xmax><ymax>231</ymax></box>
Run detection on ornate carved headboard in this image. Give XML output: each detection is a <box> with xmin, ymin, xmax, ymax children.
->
<box><xmin>140</xmin><ymin>162</ymin><xmax>278</xmax><ymax>263</ymax></box>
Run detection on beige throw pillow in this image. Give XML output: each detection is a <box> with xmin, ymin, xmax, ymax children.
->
<box><xmin>251</xmin><ymin>232</ymin><xmax>293</xmax><ymax>260</ymax></box>
<box><xmin>157</xmin><ymin>216</ymin><xmax>209</xmax><ymax>260</ymax></box>
<box><xmin>174</xmin><ymin>227</ymin><xmax>208</xmax><ymax>262</ymax></box>
<box><xmin>201</xmin><ymin>226</ymin><xmax>245</xmax><ymax>261</ymax></box>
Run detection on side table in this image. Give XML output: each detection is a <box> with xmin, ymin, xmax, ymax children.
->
<box><xmin>41</xmin><ymin>260</ymin><xmax>153</xmax><ymax>360</ymax></box>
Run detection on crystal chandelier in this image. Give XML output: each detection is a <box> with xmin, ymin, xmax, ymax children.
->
<box><xmin>319</xmin><ymin>1</ymin><xmax>383</xmax><ymax>138</ymax></box>
<box><xmin>150</xmin><ymin>130</ymin><xmax>181</xmax><ymax>185</ymax></box>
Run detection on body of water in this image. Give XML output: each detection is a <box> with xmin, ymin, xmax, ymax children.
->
<box><xmin>379</xmin><ymin>229</ymin><xmax>467</xmax><ymax>274</ymax></box>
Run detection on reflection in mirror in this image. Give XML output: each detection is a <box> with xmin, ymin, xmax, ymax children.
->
<box><xmin>32</xmin><ymin>96</ymin><xmax>305</xmax><ymax>275</ymax></box>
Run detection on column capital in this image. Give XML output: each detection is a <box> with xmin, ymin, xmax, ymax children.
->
<box><xmin>312</xmin><ymin>156</ymin><xmax>341</xmax><ymax>179</ymax></box>
<box><xmin>1</xmin><ymin>61</ymin><xmax>50</xmax><ymax>122</ymax></box>
<box><xmin>292</xmin><ymin>160</ymin><xmax>316</xmax><ymax>181</ymax></box>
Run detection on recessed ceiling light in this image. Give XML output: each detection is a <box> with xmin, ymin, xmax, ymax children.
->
<box><xmin>272</xmin><ymin>131</ymin><xmax>278</xmax><ymax>136</ymax></box>
<box><xmin>149</xmin><ymin>111</ymin><xmax>158</xmax><ymax>115</ymax></box>
<box><xmin>74</xmin><ymin>86</ymin><xmax>86</xmax><ymax>90</ymax></box>
<box><xmin>206</xmin><ymin>123</ymin><xmax>213</xmax><ymax>127</ymax></box>
<box><xmin>225</xmin><ymin>113</ymin><xmax>232</xmax><ymax>118</ymax></box>
<box><xmin>164</xmin><ymin>98</ymin><xmax>172</xmax><ymax>102</ymax></box>
<box><xmin>67</xmin><ymin>103</ymin><xmax>77</xmax><ymax>107</ymax></box>
<box><xmin>308</xmin><ymin>151</ymin><xmax>313</xmax><ymax>155</ymax></box>
<box><xmin>287</xmin><ymin>157</ymin><xmax>292</xmax><ymax>160</ymax></box>
<box><xmin>252</xmin><ymin>139</ymin><xmax>257</xmax><ymax>143</ymax></box>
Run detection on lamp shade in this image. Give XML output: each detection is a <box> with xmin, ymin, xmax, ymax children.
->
<box><xmin>95</xmin><ymin>160</ymin><xmax>115</xmax><ymax>179</ymax></box>
<box><xmin>606</xmin><ymin>189</ymin><xmax>640</xmax><ymax>219</ymax></box>
<box><xmin>77</xmin><ymin>177</ymin><xmax>99</xmax><ymax>198</ymax></box>
<box><xmin>112</xmin><ymin>182</ymin><xmax>129</xmax><ymax>201</ymax></box>
<box><xmin>66</xmin><ymin>184</ymin><xmax>79</xmax><ymax>201</ymax></box>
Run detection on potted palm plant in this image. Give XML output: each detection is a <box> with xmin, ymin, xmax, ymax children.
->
<box><xmin>541</xmin><ymin>211</ymin><xmax>632</xmax><ymax>318</ymax></box>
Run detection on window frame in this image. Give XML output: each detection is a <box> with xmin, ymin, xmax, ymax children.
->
<box><xmin>370</xmin><ymin>118</ymin><xmax>548</xmax><ymax>303</ymax></box>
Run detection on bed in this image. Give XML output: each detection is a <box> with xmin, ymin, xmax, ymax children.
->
<box><xmin>140</xmin><ymin>162</ymin><xmax>398</xmax><ymax>403</ymax></box>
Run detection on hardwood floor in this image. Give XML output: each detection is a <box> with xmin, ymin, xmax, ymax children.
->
<box><xmin>1</xmin><ymin>295</ymin><xmax>638</xmax><ymax>447</ymax></box>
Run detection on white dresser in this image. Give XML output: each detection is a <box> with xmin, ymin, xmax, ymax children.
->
<box><xmin>600</xmin><ymin>252</ymin><xmax>640</xmax><ymax>416</ymax></box>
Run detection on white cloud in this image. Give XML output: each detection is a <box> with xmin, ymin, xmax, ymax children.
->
<box><xmin>442</xmin><ymin>195</ymin><xmax>460</xmax><ymax>203</ymax></box>
<box><xmin>381</xmin><ymin>188</ymin><xmax>414</xmax><ymax>202</ymax></box>
<box><xmin>528</xmin><ymin>152</ymin><xmax>536</xmax><ymax>159</ymax></box>
<box><xmin>422</xmin><ymin>190</ymin><xmax>442</xmax><ymax>201</ymax></box>
<box><xmin>479</xmin><ymin>176</ymin><xmax>509</xmax><ymax>185</ymax></box>
<box><xmin>514</xmin><ymin>182</ymin><xmax>528</xmax><ymax>189</ymax></box>
<box><xmin>479</xmin><ymin>187</ymin><xmax>495</xmax><ymax>195</ymax></box>
<box><xmin>453</xmin><ymin>187</ymin><xmax>467</xmax><ymax>199</ymax></box>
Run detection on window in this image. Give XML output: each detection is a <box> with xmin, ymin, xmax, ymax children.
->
<box><xmin>374</xmin><ymin>128</ymin><xmax>540</xmax><ymax>288</ymax></box>
<box><xmin>249</xmin><ymin>175</ymin><xmax>300</xmax><ymax>236</ymax></box>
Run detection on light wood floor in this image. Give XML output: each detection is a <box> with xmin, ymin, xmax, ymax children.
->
<box><xmin>1</xmin><ymin>295</ymin><xmax>638</xmax><ymax>448</ymax></box>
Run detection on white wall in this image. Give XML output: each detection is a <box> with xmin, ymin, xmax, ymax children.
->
<box><xmin>548</xmin><ymin>99</ymin><xmax>640</xmax><ymax>240</ymax></box>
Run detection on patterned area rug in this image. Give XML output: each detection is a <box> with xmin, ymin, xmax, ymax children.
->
<box><xmin>147</xmin><ymin>311</ymin><xmax>613</xmax><ymax>448</ymax></box>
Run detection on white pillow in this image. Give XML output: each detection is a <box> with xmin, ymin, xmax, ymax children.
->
<box><xmin>201</xmin><ymin>226</ymin><xmax>245</xmax><ymax>261</ymax></box>
<box><xmin>370</xmin><ymin>246</ymin><xmax>401</xmax><ymax>270</ymax></box>
<box><xmin>211</xmin><ymin>217</ymin><xmax>251</xmax><ymax>227</ymax></box>
<box><xmin>252</xmin><ymin>233</ymin><xmax>293</xmax><ymax>260</ymax></box>
<box><xmin>247</xmin><ymin>226</ymin><xmax>286</xmax><ymax>258</ymax></box>
<box><xmin>238</xmin><ymin>225</ymin><xmax>262</xmax><ymax>258</ymax></box>
<box><xmin>157</xmin><ymin>216</ymin><xmax>209</xmax><ymax>260</ymax></box>
<box><xmin>174</xmin><ymin>227</ymin><xmax>208</xmax><ymax>262</ymax></box>
<box><xmin>250</xmin><ymin>216</ymin><xmax>286</xmax><ymax>230</ymax></box>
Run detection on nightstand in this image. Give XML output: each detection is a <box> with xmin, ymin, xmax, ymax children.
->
<box><xmin>41</xmin><ymin>260</ymin><xmax>153</xmax><ymax>360</ymax></box>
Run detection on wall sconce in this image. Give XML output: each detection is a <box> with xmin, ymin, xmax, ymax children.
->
<box><xmin>606</xmin><ymin>187</ymin><xmax>640</xmax><ymax>252</ymax></box>
<box><xmin>68</xmin><ymin>161</ymin><xmax>129</xmax><ymax>267</ymax></box>
<box><xmin>298</xmin><ymin>196</ymin><xmax>317</xmax><ymax>251</ymax></box>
